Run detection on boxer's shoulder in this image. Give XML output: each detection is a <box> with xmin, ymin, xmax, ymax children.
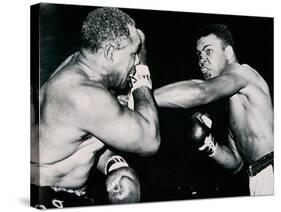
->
<box><xmin>225</xmin><ymin>63</ymin><xmax>260</xmax><ymax>80</ymax></box>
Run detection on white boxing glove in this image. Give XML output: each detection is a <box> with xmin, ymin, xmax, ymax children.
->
<box><xmin>130</xmin><ymin>65</ymin><xmax>152</xmax><ymax>92</ymax></box>
<box><xmin>104</xmin><ymin>155</ymin><xmax>129</xmax><ymax>175</ymax></box>
<box><xmin>104</xmin><ymin>155</ymin><xmax>140</xmax><ymax>204</ymax></box>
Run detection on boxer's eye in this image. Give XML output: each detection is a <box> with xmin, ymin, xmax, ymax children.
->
<box><xmin>205</xmin><ymin>49</ymin><xmax>213</xmax><ymax>56</ymax></box>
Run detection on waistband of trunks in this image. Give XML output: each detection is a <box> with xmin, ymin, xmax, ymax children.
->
<box><xmin>247</xmin><ymin>152</ymin><xmax>273</xmax><ymax>177</ymax></box>
<box><xmin>51</xmin><ymin>186</ymin><xmax>87</xmax><ymax>196</ymax></box>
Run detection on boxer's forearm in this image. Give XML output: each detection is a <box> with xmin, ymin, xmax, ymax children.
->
<box><xmin>133</xmin><ymin>87</ymin><xmax>158</xmax><ymax>119</ymax></box>
<box><xmin>96</xmin><ymin>149</ymin><xmax>115</xmax><ymax>175</ymax></box>
<box><xmin>154</xmin><ymin>80</ymin><xmax>208</xmax><ymax>108</ymax></box>
<box><xmin>132</xmin><ymin>87</ymin><xmax>160</xmax><ymax>155</ymax></box>
<box><xmin>139</xmin><ymin>46</ymin><xmax>147</xmax><ymax>65</ymax></box>
<box><xmin>210</xmin><ymin>143</ymin><xmax>244</xmax><ymax>173</ymax></box>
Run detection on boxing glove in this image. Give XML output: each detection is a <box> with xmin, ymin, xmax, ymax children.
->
<box><xmin>130</xmin><ymin>65</ymin><xmax>152</xmax><ymax>92</ymax></box>
<box><xmin>189</xmin><ymin>112</ymin><xmax>217</xmax><ymax>156</ymax></box>
<box><xmin>105</xmin><ymin>156</ymin><xmax>140</xmax><ymax>204</ymax></box>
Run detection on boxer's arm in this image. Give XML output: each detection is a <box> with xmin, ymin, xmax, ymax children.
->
<box><xmin>154</xmin><ymin>64</ymin><xmax>249</xmax><ymax>108</ymax></box>
<box><xmin>210</xmin><ymin>136</ymin><xmax>244</xmax><ymax>174</ymax></box>
<box><xmin>116</xmin><ymin>29</ymin><xmax>149</xmax><ymax>110</ymax></box>
<box><xmin>190</xmin><ymin>113</ymin><xmax>243</xmax><ymax>173</ymax></box>
<box><xmin>154</xmin><ymin>79</ymin><xmax>207</xmax><ymax>108</ymax></box>
<box><xmin>96</xmin><ymin>149</ymin><xmax>115</xmax><ymax>175</ymax></box>
<box><xmin>72</xmin><ymin>86</ymin><xmax>160</xmax><ymax>156</ymax></box>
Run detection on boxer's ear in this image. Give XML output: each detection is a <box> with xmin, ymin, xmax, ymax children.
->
<box><xmin>225</xmin><ymin>45</ymin><xmax>234</xmax><ymax>61</ymax></box>
<box><xmin>104</xmin><ymin>44</ymin><xmax>114</xmax><ymax>63</ymax></box>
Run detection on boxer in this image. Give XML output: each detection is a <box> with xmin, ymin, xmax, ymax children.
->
<box><xmin>154</xmin><ymin>24</ymin><xmax>273</xmax><ymax>196</ymax></box>
<box><xmin>31</xmin><ymin>7</ymin><xmax>160</xmax><ymax>208</ymax></box>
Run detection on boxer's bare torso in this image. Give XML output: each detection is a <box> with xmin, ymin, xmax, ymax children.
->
<box><xmin>226</xmin><ymin>64</ymin><xmax>273</xmax><ymax>164</ymax></box>
<box><xmin>31</xmin><ymin>53</ymin><xmax>106</xmax><ymax>189</ymax></box>
<box><xmin>154</xmin><ymin>64</ymin><xmax>273</xmax><ymax>167</ymax></box>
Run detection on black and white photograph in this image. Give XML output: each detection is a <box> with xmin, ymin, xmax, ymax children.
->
<box><xmin>30</xmin><ymin>1</ymin><xmax>274</xmax><ymax>210</ymax></box>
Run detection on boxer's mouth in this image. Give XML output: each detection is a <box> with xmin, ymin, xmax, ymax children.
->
<box><xmin>201</xmin><ymin>67</ymin><xmax>212</xmax><ymax>79</ymax></box>
<box><xmin>201</xmin><ymin>66</ymin><xmax>210</xmax><ymax>73</ymax></box>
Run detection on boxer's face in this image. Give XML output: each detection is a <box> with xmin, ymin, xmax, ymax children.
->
<box><xmin>112</xmin><ymin>25</ymin><xmax>141</xmax><ymax>89</ymax></box>
<box><xmin>196</xmin><ymin>34</ymin><xmax>228</xmax><ymax>79</ymax></box>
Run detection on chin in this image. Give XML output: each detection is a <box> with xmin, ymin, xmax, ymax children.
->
<box><xmin>203</xmin><ymin>74</ymin><xmax>212</xmax><ymax>79</ymax></box>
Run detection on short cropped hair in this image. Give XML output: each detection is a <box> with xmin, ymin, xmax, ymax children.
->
<box><xmin>196</xmin><ymin>24</ymin><xmax>235</xmax><ymax>50</ymax></box>
<box><xmin>81</xmin><ymin>7</ymin><xmax>135</xmax><ymax>53</ymax></box>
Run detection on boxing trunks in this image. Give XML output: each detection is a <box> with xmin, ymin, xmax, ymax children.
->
<box><xmin>31</xmin><ymin>184</ymin><xmax>94</xmax><ymax>209</ymax></box>
<box><xmin>247</xmin><ymin>152</ymin><xmax>274</xmax><ymax>196</ymax></box>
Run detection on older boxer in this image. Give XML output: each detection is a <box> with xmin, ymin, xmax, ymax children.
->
<box><xmin>31</xmin><ymin>7</ymin><xmax>160</xmax><ymax>208</ymax></box>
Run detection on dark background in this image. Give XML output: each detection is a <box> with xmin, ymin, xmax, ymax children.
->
<box><xmin>36</xmin><ymin>3</ymin><xmax>273</xmax><ymax>204</ymax></box>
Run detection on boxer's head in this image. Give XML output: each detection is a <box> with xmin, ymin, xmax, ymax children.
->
<box><xmin>195</xmin><ymin>24</ymin><xmax>237</xmax><ymax>79</ymax></box>
<box><xmin>81</xmin><ymin>7</ymin><xmax>135</xmax><ymax>53</ymax></box>
<box><xmin>81</xmin><ymin>7</ymin><xmax>141</xmax><ymax>90</ymax></box>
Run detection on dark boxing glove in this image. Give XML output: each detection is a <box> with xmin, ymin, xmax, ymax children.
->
<box><xmin>105</xmin><ymin>156</ymin><xmax>140</xmax><ymax>204</ymax></box>
<box><xmin>190</xmin><ymin>112</ymin><xmax>217</xmax><ymax>156</ymax></box>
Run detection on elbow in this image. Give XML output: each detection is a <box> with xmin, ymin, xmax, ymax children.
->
<box><xmin>146</xmin><ymin>122</ymin><xmax>161</xmax><ymax>156</ymax></box>
<box><xmin>223</xmin><ymin>156</ymin><xmax>244</xmax><ymax>174</ymax></box>
<box><xmin>139</xmin><ymin>113</ymin><xmax>161</xmax><ymax>156</ymax></box>
<box><xmin>138</xmin><ymin>132</ymin><xmax>161</xmax><ymax>157</ymax></box>
<box><xmin>231</xmin><ymin>158</ymin><xmax>244</xmax><ymax>174</ymax></box>
<box><xmin>148</xmin><ymin>134</ymin><xmax>161</xmax><ymax>156</ymax></box>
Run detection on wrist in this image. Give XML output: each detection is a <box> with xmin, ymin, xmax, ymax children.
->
<box><xmin>104</xmin><ymin>155</ymin><xmax>129</xmax><ymax>175</ymax></box>
<box><xmin>198</xmin><ymin>135</ymin><xmax>217</xmax><ymax>157</ymax></box>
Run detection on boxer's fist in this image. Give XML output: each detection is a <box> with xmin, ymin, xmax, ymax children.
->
<box><xmin>190</xmin><ymin>112</ymin><xmax>216</xmax><ymax>156</ymax></box>
<box><xmin>105</xmin><ymin>167</ymin><xmax>140</xmax><ymax>204</ymax></box>
<box><xmin>104</xmin><ymin>156</ymin><xmax>140</xmax><ymax>204</ymax></box>
<box><xmin>130</xmin><ymin>65</ymin><xmax>152</xmax><ymax>92</ymax></box>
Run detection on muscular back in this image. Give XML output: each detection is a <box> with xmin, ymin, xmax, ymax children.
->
<box><xmin>31</xmin><ymin>53</ymin><xmax>105</xmax><ymax>188</ymax></box>
<box><xmin>228</xmin><ymin>65</ymin><xmax>273</xmax><ymax>164</ymax></box>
